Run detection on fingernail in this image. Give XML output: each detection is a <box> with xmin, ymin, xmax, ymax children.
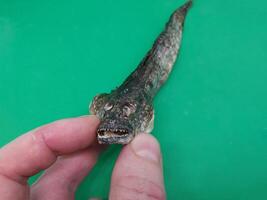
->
<box><xmin>131</xmin><ymin>133</ymin><xmax>161</xmax><ymax>163</ymax></box>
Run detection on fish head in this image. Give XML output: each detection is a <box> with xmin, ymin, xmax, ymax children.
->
<box><xmin>90</xmin><ymin>93</ymin><xmax>154</xmax><ymax>144</ymax></box>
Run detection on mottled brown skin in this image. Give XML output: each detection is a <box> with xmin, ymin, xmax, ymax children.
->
<box><xmin>90</xmin><ymin>1</ymin><xmax>192</xmax><ymax>144</ymax></box>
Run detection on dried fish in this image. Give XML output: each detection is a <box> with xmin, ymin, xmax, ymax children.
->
<box><xmin>90</xmin><ymin>1</ymin><xmax>192</xmax><ymax>144</ymax></box>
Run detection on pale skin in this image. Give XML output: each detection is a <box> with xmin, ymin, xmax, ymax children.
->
<box><xmin>0</xmin><ymin>115</ymin><xmax>166</xmax><ymax>200</ymax></box>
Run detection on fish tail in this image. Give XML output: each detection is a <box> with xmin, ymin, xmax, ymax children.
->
<box><xmin>171</xmin><ymin>0</ymin><xmax>193</xmax><ymax>25</ymax></box>
<box><xmin>120</xmin><ymin>1</ymin><xmax>193</xmax><ymax>98</ymax></box>
<box><xmin>149</xmin><ymin>0</ymin><xmax>192</xmax><ymax>91</ymax></box>
<box><xmin>179</xmin><ymin>0</ymin><xmax>193</xmax><ymax>16</ymax></box>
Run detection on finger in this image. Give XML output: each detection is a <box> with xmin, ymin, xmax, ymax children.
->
<box><xmin>0</xmin><ymin>115</ymin><xmax>99</xmax><ymax>199</ymax></box>
<box><xmin>109</xmin><ymin>134</ymin><xmax>166</xmax><ymax>200</ymax></box>
<box><xmin>31</xmin><ymin>145</ymin><xmax>103</xmax><ymax>200</ymax></box>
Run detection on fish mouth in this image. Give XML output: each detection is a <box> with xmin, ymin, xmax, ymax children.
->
<box><xmin>97</xmin><ymin>128</ymin><xmax>134</xmax><ymax>144</ymax></box>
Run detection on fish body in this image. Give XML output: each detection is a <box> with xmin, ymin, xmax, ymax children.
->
<box><xmin>90</xmin><ymin>1</ymin><xmax>192</xmax><ymax>144</ymax></box>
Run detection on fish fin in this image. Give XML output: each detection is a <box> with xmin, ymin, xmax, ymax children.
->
<box><xmin>89</xmin><ymin>93</ymin><xmax>108</xmax><ymax>115</ymax></box>
<box><xmin>144</xmin><ymin>109</ymin><xmax>154</xmax><ymax>133</ymax></box>
<box><xmin>139</xmin><ymin>105</ymin><xmax>154</xmax><ymax>133</ymax></box>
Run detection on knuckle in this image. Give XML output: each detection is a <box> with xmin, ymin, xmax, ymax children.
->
<box><xmin>113</xmin><ymin>175</ymin><xmax>165</xmax><ymax>200</ymax></box>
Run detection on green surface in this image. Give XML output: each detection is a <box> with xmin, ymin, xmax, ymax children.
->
<box><xmin>1</xmin><ymin>0</ymin><xmax>267</xmax><ymax>199</ymax></box>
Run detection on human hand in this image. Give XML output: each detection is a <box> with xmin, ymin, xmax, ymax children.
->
<box><xmin>0</xmin><ymin>115</ymin><xmax>165</xmax><ymax>200</ymax></box>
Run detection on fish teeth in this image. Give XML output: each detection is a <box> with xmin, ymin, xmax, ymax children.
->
<box><xmin>98</xmin><ymin>128</ymin><xmax>128</xmax><ymax>135</ymax></box>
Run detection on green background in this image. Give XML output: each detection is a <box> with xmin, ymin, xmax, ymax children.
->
<box><xmin>1</xmin><ymin>0</ymin><xmax>267</xmax><ymax>199</ymax></box>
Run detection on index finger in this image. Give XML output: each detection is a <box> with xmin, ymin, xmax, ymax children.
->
<box><xmin>0</xmin><ymin>115</ymin><xmax>99</xmax><ymax>184</ymax></box>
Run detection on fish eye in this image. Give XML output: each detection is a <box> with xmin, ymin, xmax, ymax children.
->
<box><xmin>104</xmin><ymin>102</ymin><xmax>113</xmax><ymax>111</ymax></box>
<box><xmin>123</xmin><ymin>103</ymin><xmax>136</xmax><ymax>117</ymax></box>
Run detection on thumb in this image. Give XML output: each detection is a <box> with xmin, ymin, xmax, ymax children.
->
<box><xmin>109</xmin><ymin>134</ymin><xmax>166</xmax><ymax>200</ymax></box>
